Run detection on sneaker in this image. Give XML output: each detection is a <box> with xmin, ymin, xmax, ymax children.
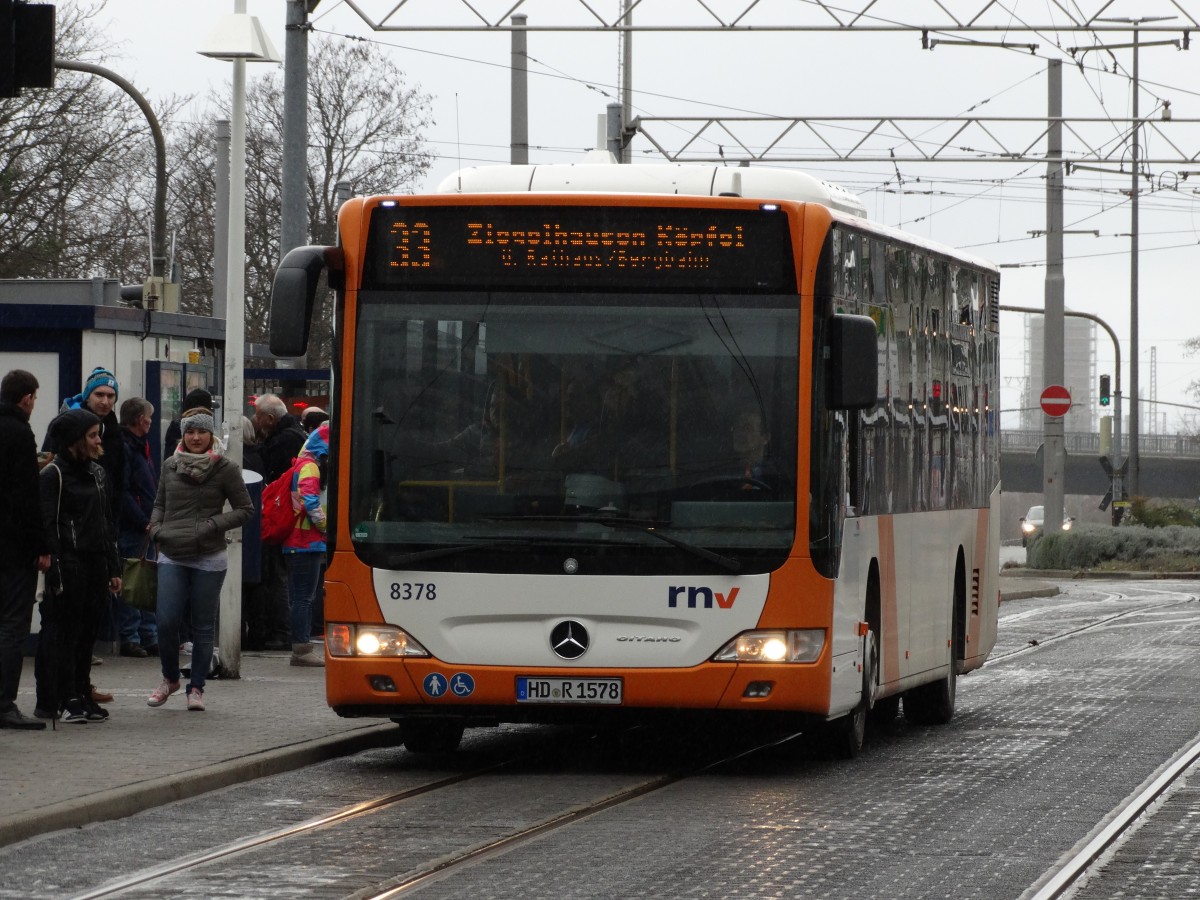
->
<box><xmin>290</xmin><ymin>650</ymin><xmax>326</xmax><ymax>667</ymax></box>
<box><xmin>60</xmin><ymin>698</ymin><xmax>88</xmax><ymax>724</ymax></box>
<box><xmin>82</xmin><ymin>698</ymin><xmax>109</xmax><ymax>721</ymax></box>
<box><xmin>186</xmin><ymin>687</ymin><xmax>205</xmax><ymax>712</ymax></box>
<box><xmin>120</xmin><ymin>642</ymin><xmax>148</xmax><ymax>658</ymax></box>
<box><xmin>147</xmin><ymin>678</ymin><xmax>180</xmax><ymax>707</ymax></box>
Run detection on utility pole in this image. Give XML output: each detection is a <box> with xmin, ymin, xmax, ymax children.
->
<box><xmin>511</xmin><ymin>14</ymin><xmax>528</xmax><ymax>164</ymax></box>
<box><xmin>1042</xmin><ymin>59</ymin><xmax>1066</xmax><ymax>539</ymax></box>
<box><xmin>281</xmin><ymin>1</ymin><xmax>311</xmax><ymax>278</ymax></box>
<box><xmin>1087</xmin><ymin>15</ymin><xmax>1178</xmax><ymax>496</ymax></box>
<box><xmin>619</xmin><ymin>0</ymin><xmax>633</xmax><ymax>163</ymax></box>
<box><xmin>1129</xmin><ymin>21</ymin><xmax>1142</xmax><ymax>495</ymax></box>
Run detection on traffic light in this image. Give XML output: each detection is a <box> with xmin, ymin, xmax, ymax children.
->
<box><xmin>0</xmin><ymin>0</ymin><xmax>56</xmax><ymax>99</ymax></box>
<box><xmin>1099</xmin><ymin>374</ymin><xmax>1111</xmax><ymax>406</ymax></box>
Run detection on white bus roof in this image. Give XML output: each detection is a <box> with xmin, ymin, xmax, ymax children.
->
<box><xmin>436</xmin><ymin>163</ymin><xmax>869</xmax><ymax>219</ymax></box>
<box><xmin>432</xmin><ymin>163</ymin><xmax>998</xmax><ymax>273</ymax></box>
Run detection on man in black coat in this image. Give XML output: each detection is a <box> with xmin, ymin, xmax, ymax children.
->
<box><xmin>56</xmin><ymin>366</ymin><xmax>125</xmax><ymax>524</ymax></box>
<box><xmin>52</xmin><ymin>366</ymin><xmax>122</xmax><ymax>702</ymax></box>
<box><xmin>253</xmin><ymin>394</ymin><xmax>308</xmax><ymax>649</ymax></box>
<box><xmin>0</xmin><ymin>370</ymin><xmax>52</xmax><ymax>729</ymax></box>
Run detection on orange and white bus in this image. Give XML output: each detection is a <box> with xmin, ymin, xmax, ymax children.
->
<box><xmin>270</xmin><ymin>164</ymin><xmax>1001</xmax><ymax>757</ymax></box>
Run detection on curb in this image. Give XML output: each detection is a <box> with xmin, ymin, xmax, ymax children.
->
<box><xmin>1001</xmin><ymin>585</ymin><xmax>1061</xmax><ymax>601</ymax></box>
<box><xmin>0</xmin><ymin>722</ymin><xmax>398</xmax><ymax>849</ymax></box>
<box><xmin>1006</xmin><ymin>568</ymin><xmax>1200</xmax><ymax>580</ymax></box>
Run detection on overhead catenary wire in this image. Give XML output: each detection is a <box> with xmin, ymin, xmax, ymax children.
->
<box><xmin>254</xmin><ymin>14</ymin><xmax>1199</xmax><ymax>266</ymax></box>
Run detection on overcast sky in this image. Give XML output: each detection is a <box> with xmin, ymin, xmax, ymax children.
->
<box><xmin>85</xmin><ymin>0</ymin><xmax>1200</xmax><ymax>432</ymax></box>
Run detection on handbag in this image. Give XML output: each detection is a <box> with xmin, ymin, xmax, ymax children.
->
<box><xmin>122</xmin><ymin>536</ymin><xmax>158</xmax><ymax>612</ymax></box>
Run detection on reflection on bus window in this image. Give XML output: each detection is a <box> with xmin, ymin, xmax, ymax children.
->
<box><xmin>349</xmin><ymin>295</ymin><xmax>800</xmax><ymax>574</ymax></box>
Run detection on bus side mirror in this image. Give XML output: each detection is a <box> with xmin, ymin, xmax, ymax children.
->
<box><xmin>826</xmin><ymin>313</ymin><xmax>877</xmax><ymax>410</ymax></box>
<box><xmin>269</xmin><ymin>245</ymin><xmax>344</xmax><ymax>358</ymax></box>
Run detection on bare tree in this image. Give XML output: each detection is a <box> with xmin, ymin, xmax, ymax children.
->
<box><xmin>169</xmin><ymin>120</ymin><xmax>220</xmax><ymax>316</ymax></box>
<box><xmin>170</xmin><ymin>37</ymin><xmax>435</xmax><ymax>364</ymax></box>
<box><xmin>2</xmin><ymin>10</ymin><xmax>434</xmax><ymax>371</ymax></box>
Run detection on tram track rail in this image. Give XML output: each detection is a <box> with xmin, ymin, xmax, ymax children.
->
<box><xmin>69</xmin><ymin>728</ymin><xmax>806</xmax><ymax>900</ymax></box>
<box><xmin>64</xmin><ymin>584</ymin><xmax>1199</xmax><ymax>900</ymax></box>
<box><xmin>988</xmin><ymin>593</ymin><xmax>1197</xmax><ymax>665</ymax></box>
<box><xmin>69</xmin><ymin>763</ymin><xmax>512</xmax><ymax>900</ymax></box>
<box><xmin>362</xmin><ymin>730</ymin><xmax>805</xmax><ymax>899</ymax></box>
<box><xmin>1027</xmin><ymin>734</ymin><xmax>1200</xmax><ymax>900</ymax></box>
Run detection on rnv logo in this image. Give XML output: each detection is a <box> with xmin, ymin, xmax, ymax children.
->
<box><xmin>667</xmin><ymin>586</ymin><xmax>739</xmax><ymax>609</ymax></box>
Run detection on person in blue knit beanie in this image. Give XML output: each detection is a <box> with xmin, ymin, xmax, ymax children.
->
<box><xmin>62</xmin><ymin>367</ymin><xmax>119</xmax><ymax>412</ymax></box>
<box><xmin>40</xmin><ymin>366</ymin><xmax>125</xmax><ymax>708</ymax></box>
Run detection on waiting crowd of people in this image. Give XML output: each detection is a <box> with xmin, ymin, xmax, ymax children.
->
<box><xmin>0</xmin><ymin>366</ymin><xmax>330</xmax><ymax>730</ymax></box>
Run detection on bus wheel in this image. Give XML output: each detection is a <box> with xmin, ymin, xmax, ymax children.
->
<box><xmin>395</xmin><ymin>719</ymin><xmax>465</xmax><ymax>754</ymax></box>
<box><xmin>903</xmin><ymin>573</ymin><xmax>962</xmax><ymax>726</ymax></box>
<box><xmin>815</xmin><ymin>629</ymin><xmax>876</xmax><ymax>759</ymax></box>
<box><xmin>903</xmin><ymin>665</ymin><xmax>956</xmax><ymax>725</ymax></box>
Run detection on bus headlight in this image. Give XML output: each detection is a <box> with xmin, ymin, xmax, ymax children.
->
<box><xmin>326</xmin><ymin>623</ymin><xmax>430</xmax><ymax>658</ymax></box>
<box><xmin>712</xmin><ymin>629</ymin><xmax>825</xmax><ymax>663</ymax></box>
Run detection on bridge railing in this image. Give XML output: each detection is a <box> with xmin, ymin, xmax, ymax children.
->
<box><xmin>1001</xmin><ymin>429</ymin><xmax>1200</xmax><ymax>458</ymax></box>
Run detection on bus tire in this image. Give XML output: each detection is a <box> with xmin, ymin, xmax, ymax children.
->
<box><xmin>815</xmin><ymin>628</ymin><xmax>876</xmax><ymax>759</ymax></box>
<box><xmin>902</xmin><ymin>665</ymin><xmax>956</xmax><ymax>725</ymax></box>
<box><xmin>903</xmin><ymin>565</ymin><xmax>964</xmax><ymax>726</ymax></box>
<box><xmin>396</xmin><ymin>719</ymin><xmax>465</xmax><ymax>754</ymax></box>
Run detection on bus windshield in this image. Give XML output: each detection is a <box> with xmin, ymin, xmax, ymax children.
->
<box><xmin>348</xmin><ymin>290</ymin><xmax>799</xmax><ymax>575</ymax></box>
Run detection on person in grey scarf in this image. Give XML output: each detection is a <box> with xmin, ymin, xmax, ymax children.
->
<box><xmin>146</xmin><ymin>408</ymin><xmax>252</xmax><ymax>712</ymax></box>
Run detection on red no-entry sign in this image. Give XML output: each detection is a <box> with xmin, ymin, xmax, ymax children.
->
<box><xmin>1040</xmin><ymin>384</ymin><xmax>1072</xmax><ymax>417</ymax></box>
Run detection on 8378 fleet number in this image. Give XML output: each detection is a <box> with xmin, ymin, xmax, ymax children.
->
<box><xmin>389</xmin><ymin>582</ymin><xmax>436</xmax><ymax>600</ymax></box>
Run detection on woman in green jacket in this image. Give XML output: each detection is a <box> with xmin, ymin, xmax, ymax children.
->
<box><xmin>146</xmin><ymin>408</ymin><xmax>252</xmax><ymax>712</ymax></box>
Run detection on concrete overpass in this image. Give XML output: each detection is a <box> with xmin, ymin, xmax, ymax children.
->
<box><xmin>999</xmin><ymin>428</ymin><xmax>1200</xmax><ymax>542</ymax></box>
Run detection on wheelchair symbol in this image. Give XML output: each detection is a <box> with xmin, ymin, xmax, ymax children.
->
<box><xmin>449</xmin><ymin>673</ymin><xmax>475</xmax><ymax>697</ymax></box>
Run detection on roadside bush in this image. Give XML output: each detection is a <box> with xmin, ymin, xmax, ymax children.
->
<box><xmin>1027</xmin><ymin>523</ymin><xmax>1200</xmax><ymax>572</ymax></box>
<box><xmin>1122</xmin><ymin>497</ymin><xmax>1200</xmax><ymax>528</ymax></box>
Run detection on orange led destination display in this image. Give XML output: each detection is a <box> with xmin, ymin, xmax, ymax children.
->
<box><xmin>362</xmin><ymin>205</ymin><xmax>795</xmax><ymax>293</ymax></box>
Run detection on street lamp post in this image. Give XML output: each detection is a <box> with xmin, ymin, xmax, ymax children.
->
<box><xmin>199</xmin><ymin>3</ymin><xmax>280</xmax><ymax>677</ymax></box>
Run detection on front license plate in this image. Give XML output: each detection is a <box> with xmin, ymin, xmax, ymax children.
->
<box><xmin>516</xmin><ymin>677</ymin><xmax>623</xmax><ymax>705</ymax></box>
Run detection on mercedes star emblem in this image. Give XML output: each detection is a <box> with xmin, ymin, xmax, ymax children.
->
<box><xmin>550</xmin><ymin>620</ymin><xmax>589</xmax><ymax>660</ymax></box>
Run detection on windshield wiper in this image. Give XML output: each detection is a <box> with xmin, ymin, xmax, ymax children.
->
<box><xmin>482</xmin><ymin>513</ymin><xmax>668</xmax><ymax>527</ymax></box>
<box><xmin>476</xmin><ymin>514</ymin><xmax>742</xmax><ymax>572</ymax></box>
<box><xmin>639</xmin><ymin>528</ymin><xmax>742</xmax><ymax>573</ymax></box>
<box><xmin>389</xmin><ymin>539</ymin><xmax>530</xmax><ymax>567</ymax></box>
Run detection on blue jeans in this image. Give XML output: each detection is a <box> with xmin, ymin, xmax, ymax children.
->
<box><xmin>156</xmin><ymin>561</ymin><xmax>226</xmax><ymax>693</ymax></box>
<box><xmin>118</xmin><ymin>601</ymin><xmax>158</xmax><ymax>646</ymax></box>
<box><xmin>285</xmin><ymin>552</ymin><xmax>323</xmax><ymax>646</ymax></box>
